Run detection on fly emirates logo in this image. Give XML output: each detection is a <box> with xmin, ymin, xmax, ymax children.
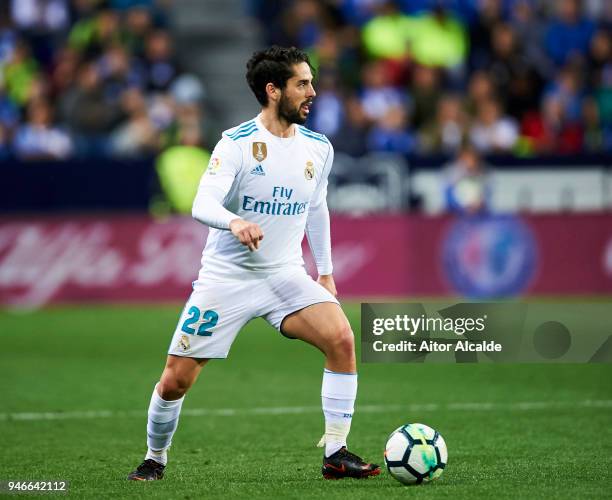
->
<box><xmin>242</xmin><ymin>186</ymin><xmax>309</xmax><ymax>216</ymax></box>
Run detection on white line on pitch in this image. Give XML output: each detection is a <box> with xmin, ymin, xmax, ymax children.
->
<box><xmin>1</xmin><ymin>400</ymin><xmax>611</xmax><ymax>422</ymax></box>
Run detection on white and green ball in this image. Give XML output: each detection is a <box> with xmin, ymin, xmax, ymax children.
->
<box><xmin>384</xmin><ymin>423</ymin><xmax>447</xmax><ymax>485</ymax></box>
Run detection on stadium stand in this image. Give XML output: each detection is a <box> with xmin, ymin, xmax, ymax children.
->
<box><xmin>248</xmin><ymin>0</ymin><xmax>612</xmax><ymax>156</ymax></box>
<box><xmin>0</xmin><ymin>0</ymin><xmax>208</xmax><ymax>160</ymax></box>
<box><xmin>0</xmin><ymin>0</ymin><xmax>610</xmax><ymax>215</ymax></box>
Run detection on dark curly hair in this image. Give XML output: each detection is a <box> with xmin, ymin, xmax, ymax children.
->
<box><xmin>246</xmin><ymin>46</ymin><xmax>313</xmax><ymax>106</ymax></box>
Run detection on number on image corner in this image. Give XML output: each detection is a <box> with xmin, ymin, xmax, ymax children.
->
<box><xmin>181</xmin><ymin>306</ymin><xmax>219</xmax><ymax>336</ymax></box>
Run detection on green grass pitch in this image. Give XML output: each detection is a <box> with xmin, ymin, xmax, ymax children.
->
<box><xmin>0</xmin><ymin>302</ymin><xmax>611</xmax><ymax>499</ymax></box>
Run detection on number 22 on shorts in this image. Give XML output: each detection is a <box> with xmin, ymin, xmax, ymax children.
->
<box><xmin>181</xmin><ymin>306</ymin><xmax>219</xmax><ymax>336</ymax></box>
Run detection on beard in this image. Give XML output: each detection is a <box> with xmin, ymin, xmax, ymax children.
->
<box><xmin>278</xmin><ymin>93</ymin><xmax>308</xmax><ymax>125</ymax></box>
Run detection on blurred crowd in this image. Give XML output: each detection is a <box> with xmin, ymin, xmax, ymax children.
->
<box><xmin>250</xmin><ymin>0</ymin><xmax>612</xmax><ymax>156</ymax></box>
<box><xmin>1</xmin><ymin>0</ymin><xmax>610</xmax><ymax>161</ymax></box>
<box><xmin>0</xmin><ymin>0</ymin><xmax>206</xmax><ymax>160</ymax></box>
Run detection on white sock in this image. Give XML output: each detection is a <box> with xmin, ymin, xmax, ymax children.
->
<box><xmin>318</xmin><ymin>369</ymin><xmax>357</xmax><ymax>457</ymax></box>
<box><xmin>145</xmin><ymin>383</ymin><xmax>184</xmax><ymax>466</ymax></box>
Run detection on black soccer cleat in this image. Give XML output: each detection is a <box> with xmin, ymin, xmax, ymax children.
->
<box><xmin>322</xmin><ymin>447</ymin><xmax>381</xmax><ymax>479</ymax></box>
<box><xmin>127</xmin><ymin>459</ymin><xmax>165</xmax><ymax>481</ymax></box>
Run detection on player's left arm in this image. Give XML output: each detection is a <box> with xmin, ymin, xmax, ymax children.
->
<box><xmin>306</xmin><ymin>142</ymin><xmax>335</xmax><ymax>296</ymax></box>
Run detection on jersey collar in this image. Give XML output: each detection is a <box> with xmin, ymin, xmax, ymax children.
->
<box><xmin>255</xmin><ymin>114</ymin><xmax>298</xmax><ymax>146</ymax></box>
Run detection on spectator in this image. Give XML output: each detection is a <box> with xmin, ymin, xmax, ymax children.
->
<box><xmin>410</xmin><ymin>64</ymin><xmax>441</xmax><ymax>129</ymax></box>
<box><xmin>2</xmin><ymin>40</ymin><xmax>39</xmax><ymax>105</ymax></box>
<box><xmin>593</xmin><ymin>35</ymin><xmax>612</xmax><ymax>132</ymax></box>
<box><xmin>361</xmin><ymin>1</ymin><xmax>413</xmax><ymax>60</ymax></box>
<box><xmin>10</xmin><ymin>0</ymin><xmax>70</xmax><ymax>64</ymax></box>
<box><xmin>109</xmin><ymin>88</ymin><xmax>159</xmax><ymax>156</ymax></box>
<box><xmin>582</xmin><ymin>0</ymin><xmax>612</xmax><ymax>23</ymax></box>
<box><xmin>167</xmin><ymin>74</ymin><xmax>208</xmax><ymax>144</ymax></box>
<box><xmin>521</xmin><ymin>95</ymin><xmax>583</xmax><ymax>154</ymax></box>
<box><xmin>310</xmin><ymin>27</ymin><xmax>360</xmax><ymax>87</ymax></box>
<box><xmin>123</xmin><ymin>6</ymin><xmax>153</xmax><ymax>57</ymax></box>
<box><xmin>0</xmin><ymin>9</ymin><xmax>17</xmax><ymax>66</ymax></box>
<box><xmin>49</xmin><ymin>45</ymin><xmax>80</xmax><ymax>97</ymax></box>
<box><xmin>406</xmin><ymin>5</ymin><xmax>468</xmax><ymax>69</ymax></box>
<box><xmin>98</xmin><ymin>44</ymin><xmax>142</xmax><ymax>100</ymax></box>
<box><xmin>465</xmin><ymin>70</ymin><xmax>496</xmax><ymax>116</ymax></box>
<box><xmin>469</xmin><ymin>0</ymin><xmax>504</xmax><ymax>71</ymax></box>
<box><xmin>581</xmin><ymin>96</ymin><xmax>605</xmax><ymax>151</ymax></box>
<box><xmin>148</xmin><ymin>92</ymin><xmax>175</xmax><ymax>140</ymax></box>
<box><xmin>13</xmin><ymin>99</ymin><xmax>72</xmax><ymax>159</ymax></box>
<box><xmin>469</xmin><ymin>98</ymin><xmax>519</xmax><ymax>153</ymax></box>
<box><xmin>331</xmin><ymin>25</ymin><xmax>363</xmax><ymax>89</ymax></box>
<box><xmin>168</xmin><ymin>100</ymin><xmax>208</xmax><ymax>147</ymax></box>
<box><xmin>543</xmin><ymin>65</ymin><xmax>585</xmax><ymax>123</ymax></box>
<box><xmin>11</xmin><ymin>1</ymin><xmax>68</xmax><ymax>34</ymax></box>
<box><xmin>69</xmin><ymin>8</ymin><xmax>122</xmax><ymax>57</ymax></box>
<box><xmin>487</xmin><ymin>23</ymin><xmax>543</xmax><ymax>119</ymax></box>
<box><xmin>59</xmin><ymin>62</ymin><xmax>123</xmax><ymax>155</ymax></box>
<box><xmin>510</xmin><ymin>0</ymin><xmax>553</xmax><ymax>78</ymax></box>
<box><xmin>310</xmin><ymin>71</ymin><xmax>343</xmax><ymax>137</ymax></box>
<box><xmin>278</xmin><ymin>0</ymin><xmax>327</xmax><ymax>48</ymax></box>
<box><xmin>545</xmin><ymin>0</ymin><xmax>596</xmax><ymax>67</ymax></box>
<box><xmin>26</xmin><ymin>74</ymin><xmax>52</xmax><ymax>103</ymax></box>
<box><xmin>294</xmin><ymin>0</ymin><xmax>328</xmax><ymax>48</ymax></box>
<box><xmin>338</xmin><ymin>0</ymin><xmax>386</xmax><ymax>27</ymax></box>
<box><xmin>153</xmin><ymin>125</ymin><xmax>210</xmax><ymax>215</ymax></box>
<box><xmin>141</xmin><ymin>30</ymin><xmax>179</xmax><ymax>92</ymax></box>
<box><xmin>0</xmin><ymin>85</ymin><xmax>20</xmax><ymax>130</ymax></box>
<box><xmin>443</xmin><ymin>145</ymin><xmax>490</xmax><ymax>214</ymax></box>
<box><xmin>359</xmin><ymin>60</ymin><xmax>408</xmax><ymax>122</ymax></box>
<box><xmin>331</xmin><ymin>96</ymin><xmax>370</xmax><ymax>157</ymax></box>
<box><xmin>419</xmin><ymin>94</ymin><xmax>466</xmax><ymax>153</ymax></box>
<box><xmin>588</xmin><ymin>29</ymin><xmax>611</xmax><ymax>88</ymax></box>
<box><xmin>367</xmin><ymin>104</ymin><xmax>414</xmax><ymax>154</ymax></box>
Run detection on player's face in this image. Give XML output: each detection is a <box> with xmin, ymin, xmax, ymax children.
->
<box><xmin>278</xmin><ymin>62</ymin><xmax>316</xmax><ymax>125</ymax></box>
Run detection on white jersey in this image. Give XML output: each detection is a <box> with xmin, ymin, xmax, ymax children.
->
<box><xmin>192</xmin><ymin>114</ymin><xmax>334</xmax><ymax>281</ymax></box>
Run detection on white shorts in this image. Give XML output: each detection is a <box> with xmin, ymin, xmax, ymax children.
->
<box><xmin>167</xmin><ymin>267</ymin><xmax>339</xmax><ymax>359</ymax></box>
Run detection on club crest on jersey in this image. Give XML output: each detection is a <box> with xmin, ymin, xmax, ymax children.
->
<box><xmin>252</xmin><ymin>142</ymin><xmax>267</xmax><ymax>162</ymax></box>
<box><xmin>178</xmin><ymin>334</ymin><xmax>190</xmax><ymax>352</ymax></box>
<box><xmin>305</xmin><ymin>161</ymin><xmax>314</xmax><ymax>180</ymax></box>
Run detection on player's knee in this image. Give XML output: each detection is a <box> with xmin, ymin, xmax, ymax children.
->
<box><xmin>329</xmin><ymin>323</ymin><xmax>355</xmax><ymax>357</ymax></box>
<box><xmin>158</xmin><ymin>372</ymin><xmax>192</xmax><ymax>400</ymax></box>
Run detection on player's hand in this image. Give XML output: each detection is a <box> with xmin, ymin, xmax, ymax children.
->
<box><xmin>229</xmin><ymin>218</ymin><xmax>264</xmax><ymax>252</ymax></box>
<box><xmin>318</xmin><ymin>274</ymin><xmax>337</xmax><ymax>297</ymax></box>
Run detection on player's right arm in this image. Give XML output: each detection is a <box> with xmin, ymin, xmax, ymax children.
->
<box><xmin>192</xmin><ymin>136</ymin><xmax>263</xmax><ymax>251</ymax></box>
<box><xmin>228</xmin><ymin>219</ymin><xmax>263</xmax><ymax>252</ymax></box>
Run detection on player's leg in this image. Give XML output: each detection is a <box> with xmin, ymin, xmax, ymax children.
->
<box><xmin>127</xmin><ymin>355</ymin><xmax>207</xmax><ymax>481</ymax></box>
<box><xmin>129</xmin><ymin>279</ymin><xmax>256</xmax><ymax>481</ymax></box>
<box><xmin>280</xmin><ymin>302</ymin><xmax>357</xmax><ymax>452</ymax></box>
<box><xmin>281</xmin><ymin>303</ymin><xmax>379</xmax><ymax>478</ymax></box>
<box><xmin>280</xmin><ymin>301</ymin><xmax>355</xmax><ymax>372</ymax></box>
<box><xmin>146</xmin><ymin>356</ymin><xmax>208</xmax><ymax>462</ymax></box>
<box><xmin>158</xmin><ymin>354</ymin><xmax>208</xmax><ymax>400</ymax></box>
<box><xmin>263</xmin><ymin>271</ymin><xmax>379</xmax><ymax>479</ymax></box>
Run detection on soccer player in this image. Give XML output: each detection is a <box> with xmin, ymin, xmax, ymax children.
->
<box><xmin>127</xmin><ymin>46</ymin><xmax>380</xmax><ymax>481</ymax></box>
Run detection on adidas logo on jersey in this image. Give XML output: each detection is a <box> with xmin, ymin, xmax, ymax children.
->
<box><xmin>250</xmin><ymin>164</ymin><xmax>265</xmax><ymax>176</ymax></box>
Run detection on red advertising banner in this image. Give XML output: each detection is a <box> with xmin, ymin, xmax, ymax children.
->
<box><xmin>0</xmin><ymin>213</ymin><xmax>611</xmax><ymax>308</ymax></box>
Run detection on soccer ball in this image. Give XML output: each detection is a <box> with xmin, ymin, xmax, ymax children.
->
<box><xmin>384</xmin><ymin>423</ymin><xmax>447</xmax><ymax>485</ymax></box>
